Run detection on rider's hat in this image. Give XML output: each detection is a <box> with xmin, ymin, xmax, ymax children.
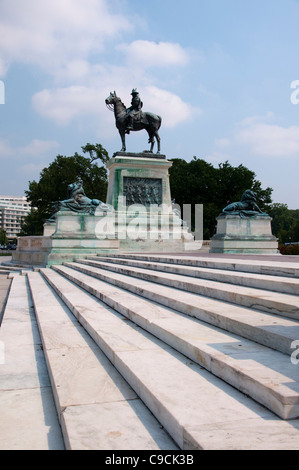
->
<box><xmin>131</xmin><ymin>88</ymin><xmax>139</xmax><ymax>95</ymax></box>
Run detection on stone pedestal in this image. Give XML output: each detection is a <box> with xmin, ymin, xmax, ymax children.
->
<box><xmin>209</xmin><ymin>214</ymin><xmax>279</xmax><ymax>254</ymax></box>
<box><xmin>12</xmin><ymin>236</ymin><xmax>53</xmax><ymax>266</ymax></box>
<box><xmin>46</xmin><ymin>211</ymin><xmax>119</xmax><ymax>265</ymax></box>
<box><xmin>105</xmin><ymin>152</ymin><xmax>194</xmax><ymax>251</ymax></box>
<box><xmin>43</xmin><ymin>221</ymin><xmax>56</xmax><ymax>236</ymax></box>
<box><xmin>12</xmin><ymin>211</ymin><xmax>120</xmax><ymax>266</ymax></box>
<box><xmin>106</xmin><ymin>152</ymin><xmax>172</xmax><ymax>211</ymax></box>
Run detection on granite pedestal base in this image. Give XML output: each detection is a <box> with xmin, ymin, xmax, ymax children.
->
<box><xmin>106</xmin><ymin>152</ymin><xmax>172</xmax><ymax>212</ymax></box>
<box><xmin>12</xmin><ymin>211</ymin><xmax>120</xmax><ymax>267</ymax></box>
<box><xmin>13</xmin><ymin>207</ymin><xmax>194</xmax><ymax>267</ymax></box>
<box><xmin>105</xmin><ymin>151</ymin><xmax>194</xmax><ymax>251</ymax></box>
<box><xmin>210</xmin><ymin>214</ymin><xmax>279</xmax><ymax>254</ymax></box>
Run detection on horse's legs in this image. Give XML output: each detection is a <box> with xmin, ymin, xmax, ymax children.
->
<box><xmin>148</xmin><ymin>134</ymin><xmax>161</xmax><ymax>153</ymax></box>
<box><xmin>119</xmin><ymin>130</ymin><xmax>126</xmax><ymax>152</ymax></box>
<box><xmin>147</xmin><ymin>131</ymin><xmax>155</xmax><ymax>152</ymax></box>
<box><xmin>155</xmin><ymin>131</ymin><xmax>161</xmax><ymax>154</ymax></box>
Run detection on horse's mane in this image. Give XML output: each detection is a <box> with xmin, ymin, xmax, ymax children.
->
<box><xmin>115</xmin><ymin>95</ymin><xmax>126</xmax><ymax>110</ymax></box>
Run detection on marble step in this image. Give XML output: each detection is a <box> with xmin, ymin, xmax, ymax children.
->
<box><xmin>58</xmin><ymin>261</ymin><xmax>299</xmax><ymax>356</ymax></box>
<box><xmin>88</xmin><ymin>256</ymin><xmax>299</xmax><ymax>295</ymax></box>
<box><xmin>0</xmin><ymin>266</ymin><xmax>23</xmax><ymax>273</ymax></box>
<box><xmin>46</xmin><ymin>265</ymin><xmax>299</xmax><ymax>420</ymax></box>
<box><xmin>34</xmin><ymin>269</ymin><xmax>299</xmax><ymax>449</ymax></box>
<box><xmin>27</xmin><ymin>271</ymin><xmax>177</xmax><ymax>451</ymax></box>
<box><xmin>75</xmin><ymin>258</ymin><xmax>299</xmax><ymax>321</ymax></box>
<box><xmin>0</xmin><ymin>273</ymin><xmax>64</xmax><ymax>450</ymax></box>
<box><xmin>96</xmin><ymin>253</ymin><xmax>299</xmax><ymax>278</ymax></box>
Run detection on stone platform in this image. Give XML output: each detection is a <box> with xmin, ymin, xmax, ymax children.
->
<box><xmin>210</xmin><ymin>214</ymin><xmax>279</xmax><ymax>254</ymax></box>
<box><xmin>1</xmin><ymin>253</ymin><xmax>299</xmax><ymax>449</ymax></box>
<box><xmin>12</xmin><ymin>152</ymin><xmax>198</xmax><ymax>267</ymax></box>
<box><xmin>12</xmin><ymin>209</ymin><xmax>195</xmax><ymax>266</ymax></box>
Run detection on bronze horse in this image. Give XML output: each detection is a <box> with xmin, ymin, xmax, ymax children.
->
<box><xmin>105</xmin><ymin>91</ymin><xmax>162</xmax><ymax>153</ymax></box>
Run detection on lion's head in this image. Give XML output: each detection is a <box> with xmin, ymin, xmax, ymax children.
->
<box><xmin>240</xmin><ymin>189</ymin><xmax>257</xmax><ymax>203</ymax></box>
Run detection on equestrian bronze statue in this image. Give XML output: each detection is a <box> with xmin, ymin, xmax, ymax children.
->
<box><xmin>105</xmin><ymin>89</ymin><xmax>162</xmax><ymax>154</ymax></box>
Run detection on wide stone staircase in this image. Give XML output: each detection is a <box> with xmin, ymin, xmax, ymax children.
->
<box><xmin>1</xmin><ymin>253</ymin><xmax>299</xmax><ymax>450</ymax></box>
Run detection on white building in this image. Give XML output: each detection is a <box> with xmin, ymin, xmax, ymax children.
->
<box><xmin>0</xmin><ymin>196</ymin><xmax>31</xmax><ymax>240</ymax></box>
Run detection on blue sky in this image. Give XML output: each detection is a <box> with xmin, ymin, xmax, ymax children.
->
<box><xmin>1</xmin><ymin>0</ymin><xmax>299</xmax><ymax>208</ymax></box>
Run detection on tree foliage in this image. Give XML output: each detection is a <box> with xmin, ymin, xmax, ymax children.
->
<box><xmin>267</xmin><ymin>204</ymin><xmax>299</xmax><ymax>244</ymax></box>
<box><xmin>21</xmin><ymin>147</ymin><xmax>298</xmax><ymax>245</ymax></box>
<box><xmin>0</xmin><ymin>228</ymin><xmax>8</xmax><ymax>245</ymax></box>
<box><xmin>169</xmin><ymin>157</ymin><xmax>273</xmax><ymax>239</ymax></box>
<box><xmin>21</xmin><ymin>143</ymin><xmax>109</xmax><ymax>235</ymax></box>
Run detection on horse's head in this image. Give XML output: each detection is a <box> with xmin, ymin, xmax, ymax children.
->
<box><xmin>105</xmin><ymin>91</ymin><xmax>121</xmax><ymax>110</ymax></box>
<box><xmin>105</xmin><ymin>91</ymin><xmax>116</xmax><ymax>105</ymax></box>
<box><xmin>105</xmin><ymin>91</ymin><xmax>126</xmax><ymax>114</ymax></box>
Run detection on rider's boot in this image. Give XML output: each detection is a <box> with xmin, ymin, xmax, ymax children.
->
<box><xmin>126</xmin><ymin>117</ymin><xmax>133</xmax><ymax>133</ymax></box>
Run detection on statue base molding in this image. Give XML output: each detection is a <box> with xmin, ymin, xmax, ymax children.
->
<box><xmin>12</xmin><ymin>211</ymin><xmax>120</xmax><ymax>267</ymax></box>
<box><xmin>209</xmin><ymin>214</ymin><xmax>279</xmax><ymax>254</ymax></box>
<box><xmin>12</xmin><ymin>208</ymin><xmax>195</xmax><ymax>266</ymax></box>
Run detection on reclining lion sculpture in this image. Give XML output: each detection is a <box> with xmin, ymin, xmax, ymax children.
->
<box><xmin>222</xmin><ymin>190</ymin><xmax>269</xmax><ymax>217</ymax></box>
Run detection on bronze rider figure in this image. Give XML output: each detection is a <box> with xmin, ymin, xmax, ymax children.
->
<box><xmin>125</xmin><ymin>88</ymin><xmax>143</xmax><ymax>133</ymax></box>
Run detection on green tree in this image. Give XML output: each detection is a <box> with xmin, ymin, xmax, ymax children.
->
<box><xmin>169</xmin><ymin>157</ymin><xmax>273</xmax><ymax>239</ymax></box>
<box><xmin>291</xmin><ymin>219</ymin><xmax>299</xmax><ymax>242</ymax></box>
<box><xmin>19</xmin><ymin>208</ymin><xmax>45</xmax><ymax>237</ymax></box>
<box><xmin>21</xmin><ymin>143</ymin><xmax>109</xmax><ymax>235</ymax></box>
<box><xmin>267</xmin><ymin>204</ymin><xmax>299</xmax><ymax>244</ymax></box>
<box><xmin>267</xmin><ymin>203</ymin><xmax>291</xmax><ymax>244</ymax></box>
<box><xmin>0</xmin><ymin>228</ymin><xmax>8</xmax><ymax>245</ymax></box>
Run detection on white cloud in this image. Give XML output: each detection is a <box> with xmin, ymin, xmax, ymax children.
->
<box><xmin>54</xmin><ymin>60</ymin><xmax>92</xmax><ymax>83</ymax></box>
<box><xmin>0</xmin><ymin>138</ymin><xmax>14</xmax><ymax>157</ymax></box>
<box><xmin>0</xmin><ymin>138</ymin><xmax>59</xmax><ymax>159</ymax></box>
<box><xmin>0</xmin><ymin>1</ymin><xmax>198</xmax><ymax>132</ymax></box>
<box><xmin>18</xmin><ymin>162</ymin><xmax>46</xmax><ymax>175</ymax></box>
<box><xmin>205</xmin><ymin>151</ymin><xmax>231</xmax><ymax>164</ymax></box>
<box><xmin>215</xmin><ymin>138</ymin><xmax>231</xmax><ymax>148</ymax></box>
<box><xmin>32</xmin><ymin>83</ymin><xmax>201</xmax><ymax>130</ymax></box>
<box><xmin>0</xmin><ymin>138</ymin><xmax>60</xmax><ymax>193</ymax></box>
<box><xmin>235</xmin><ymin>115</ymin><xmax>299</xmax><ymax>157</ymax></box>
<box><xmin>142</xmin><ymin>86</ymin><xmax>200</xmax><ymax>128</ymax></box>
<box><xmin>0</xmin><ymin>0</ymin><xmax>131</xmax><ymax>78</ymax></box>
<box><xmin>32</xmin><ymin>86</ymin><xmax>104</xmax><ymax>126</ymax></box>
<box><xmin>118</xmin><ymin>40</ymin><xmax>189</xmax><ymax>68</ymax></box>
<box><xmin>18</xmin><ymin>140</ymin><xmax>60</xmax><ymax>157</ymax></box>
<box><xmin>0</xmin><ymin>138</ymin><xmax>60</xmax><ymax>192</ymax></box>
